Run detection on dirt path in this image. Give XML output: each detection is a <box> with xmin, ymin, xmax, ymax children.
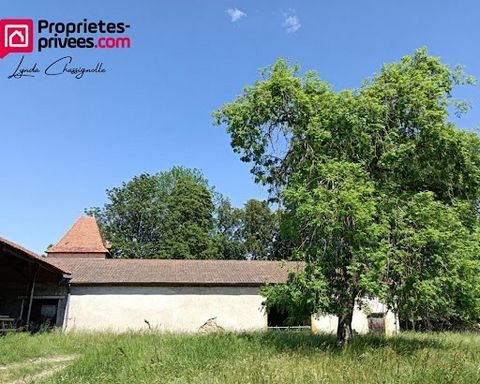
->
<box><xmin>0</xmin><ymin>355</ymin><xmax>76</xmax><ymax>371</ymax></box>
<box><xmin>1</xmin><ymin>355</ymin><xmax>77</xmax><ymax>384</ymax></box>
<box><xmin>8</xmin><ymin>364</ymin><xmax>69</xmax><ymax>384</ymax></box>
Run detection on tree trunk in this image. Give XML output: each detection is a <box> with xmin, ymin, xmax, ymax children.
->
<box><xmin>336</xmin><ymin>301</ymin><xmax>354</xmax><ymax>346</ymax></box>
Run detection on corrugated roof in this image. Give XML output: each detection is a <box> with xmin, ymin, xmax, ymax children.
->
<box><xmin>47</xmin><ymin>259</ymin><xmax>302</xmax><ymax>286</ymax></box>
<box><xmin>47</xmin><ymin>216</ymin><xmax>110</xmax><ymax>254</ymax></box>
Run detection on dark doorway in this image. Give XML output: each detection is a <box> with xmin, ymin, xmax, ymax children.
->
<box><xmin>28</xmin><ymin>299</ymin><xmax>59</xmax><ymax>330</ymax></box>
<box><xmin>267</xmin><ymin>305</ymin><xmax>310</xmax><ymax>327</ymax></box>
<box><xmin>267</xmin><ymin>306</ymin><xmax>289</xmax><ymax>327</ymax></box>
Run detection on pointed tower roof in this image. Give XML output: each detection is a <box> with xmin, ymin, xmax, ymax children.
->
<box><xmin>47</xmin><ymin>216</ymin><xmax>111</xmax><ymax>258</ymax></box>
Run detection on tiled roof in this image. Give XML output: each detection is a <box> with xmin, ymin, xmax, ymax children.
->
<box><xmin>46</xmin><ymin>258</ymin><xmax>302</xmax><ymax>286</ymax></box>
<box><xmin>0</xmin><ymin>236</ymin><xmax>69</xmax><ymax>275</ymax></box>
<box><xmin>47</xmin><ymin>216</ymin><xmax>110</xmax><ymax>254</ymax></box>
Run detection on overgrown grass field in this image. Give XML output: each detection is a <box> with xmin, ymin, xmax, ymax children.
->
<box><xmin>1</xmin><ymin>331</ymin><xmax>479</xmax><ymax>383</ymax></box>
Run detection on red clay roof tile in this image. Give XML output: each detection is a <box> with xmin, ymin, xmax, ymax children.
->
<box><xmin>47</xmin><ymin>258</ymin><xmax>302</xmax><ymax>286</ymax></box>
<box><xmin>47</xmin><ymin>216</ymin><xmax>109</xmax><ymax>254</ymax></box>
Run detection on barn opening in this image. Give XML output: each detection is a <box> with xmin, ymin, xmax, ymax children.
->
<box><xmin>0</xmin><ymin>237</ymin><xmax>69</xmax><ymax>332</ymax></box>
<box><xmin>28</xmin><ymin>299</ymin><xmax>60</xmax><ymax>329</ymax></box>
<box><xmin>267</xmin><ymin>305</ymin><xmax>311</xmax><ymax>328</ymax></box>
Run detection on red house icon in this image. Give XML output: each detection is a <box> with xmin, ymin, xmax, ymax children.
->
<box><xmin>9</xmin><ymin>29</ymin><xmax>25</xmax><ymax>46</ymax></box>
<box><xmin>6</xmin><ymin>26</ymin><xmax>28</xmax><ymax>47</ymax></box>
<box><xmin>0</xmin><ymin>19</ymin><xmax>34</xmax><ymax>58</ymax></box>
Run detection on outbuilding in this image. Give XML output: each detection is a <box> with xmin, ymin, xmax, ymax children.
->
<box><xmin>0</xmin><ymin>236</ymin><xmax>69</xmax><ymax>331</ymax></box>
<box><xmin>1</xmin><ymin>217</ymin><xmax>398</xmax><ymax>334</ymax></box>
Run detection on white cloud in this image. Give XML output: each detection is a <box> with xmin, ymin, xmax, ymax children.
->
<box><xmin>283</xmin><ymin>14</ymin><xmax>301</xmax><ymax>33</ymax></box>
<box><xmin>227</xmin><ymin>8</ymin><xmax>247</xmax><ymax>22</ymax></box>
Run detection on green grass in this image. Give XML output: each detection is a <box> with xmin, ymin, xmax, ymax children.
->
<box><xmin>1</xmin><ymin>331</ymin><xmax>480</xmax><ymax>383</ymax></box>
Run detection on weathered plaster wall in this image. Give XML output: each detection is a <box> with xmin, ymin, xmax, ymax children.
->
<box><xmin>65</xmin><ymin>286</ymin><xmax>398</xmax><ymax>335</ymax></box>
<box><xmin>311</xmin><ymin>298</ymin><xmax>399</xmax><ymax>336</ymax></box>
<box><xmin>65</xmin><ymin>286</ymin><xmax>267</xmax><ymax>332</ymax></box>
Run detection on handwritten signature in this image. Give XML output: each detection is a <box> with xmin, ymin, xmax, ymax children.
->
<box><xmin>8</xmin><ymin>55</ymin><xmax>106</xmax><ymax>80</ymax></box>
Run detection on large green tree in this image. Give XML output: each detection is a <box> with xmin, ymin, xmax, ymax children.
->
<box><xmin>86</xmin><ymin>167</ymin><xmax>215</xmax><ymax>259</ymax></box>
<box><xmin>214</xmin><ymin>48</ymin><xmax>480</xmax><ymax>344</ymax></box>
<box><xmin>87</xmin><ymin>167</ymin><xmax>280</xmax><ymax>260</ymax></box>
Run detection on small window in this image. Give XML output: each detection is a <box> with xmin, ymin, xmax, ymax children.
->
<box><xmin>367</xmin><ymin>313</ymin><xmax>385</xmax><ymax>333</ymax></box>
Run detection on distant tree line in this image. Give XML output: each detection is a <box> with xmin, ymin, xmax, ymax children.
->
<box><xmin>86</xmin><ymin>166</ymin><xmax>283</xmax><ymax>260</ymax></box>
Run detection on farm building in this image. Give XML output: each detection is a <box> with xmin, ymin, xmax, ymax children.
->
<box><xmin>0</xmin><ymin>217</ymin><xmax>398</xmax><ymax>334</ymax></box>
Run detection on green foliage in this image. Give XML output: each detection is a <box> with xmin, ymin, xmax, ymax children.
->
<box><xmin>261</xmin><ymin>260</ymin><xmax>329</xmax><ymax>324</ymax></box>
<box><xmin>210</xmin><ymin>197</ymin><xmax>281</xmax><ymax>260</ymax></box>
<box><xmin>215</xmin><ymin>48</ymin><xmax>480</xmax><ymax>341</ymax></box>
<box><xmin>87</xmin><ymin>167</ymin><xmax>281</xmax><ymax>260</ymax></box>
<box><xmin>210</xmin><ymin>196</ymin><xmax>246</xmax><ymax>260</ymax></box>
<box><xmin>241</xmin><ymin>199</ymin><xmax>279</xmax><ymax>259</ymax></box>
<box><xmin>86</xmin><ymin>166</ymin><xmax>215</xmax><ymax>259</ymax></box>
<box><xmin>158</xmin><ymin>177</ymin><xmax>214</xmax><ymax>259</ymax></box>
<box><xmin>387</xmin><ymin>193</ymin><xmax>480</xmax><ymax>329</ymax></box>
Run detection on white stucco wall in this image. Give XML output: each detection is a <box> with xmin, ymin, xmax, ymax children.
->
<box><xmin>64</xmin><ymin>285</ymin><xmax>267</xmax><ymax>332</ymax></box>
<box><xmin>311</xmin><ymin>298</ymin><xmax>399</xmax><ymax>336</ymax></box>
<box><xmin>64</xmin><ymin>286</ymin><xmax>398</xmax><ymax>335</ymax></box>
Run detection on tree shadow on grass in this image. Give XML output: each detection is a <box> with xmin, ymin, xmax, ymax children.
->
<box><xmin>238</xmin><ymin>331</ymin><xmax>448</xmax><ymax>356</ymax></box>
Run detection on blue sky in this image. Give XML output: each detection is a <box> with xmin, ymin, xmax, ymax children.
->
<box><xmin>1</xmin><ymin>1</ymin><xmax>479</xmax><ymax>253</ymax></box>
